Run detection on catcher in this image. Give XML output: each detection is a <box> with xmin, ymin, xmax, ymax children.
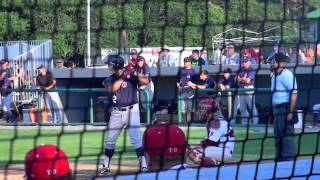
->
<box><xmin>187</xmin><ymin>98</ymin><xmax>235</xmax><ymax>166</ymax></box>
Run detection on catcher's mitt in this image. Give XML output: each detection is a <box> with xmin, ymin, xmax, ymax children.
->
<box><xmin>187</xmin><ymin>148</ymin><xmax>218</xmax><ymax>167</ymax></box>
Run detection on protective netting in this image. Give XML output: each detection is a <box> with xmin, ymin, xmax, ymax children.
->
<box><xmin>1</xmin><ymin>0</ymin><xmax>320</xmax><ymax>180</ymax></box>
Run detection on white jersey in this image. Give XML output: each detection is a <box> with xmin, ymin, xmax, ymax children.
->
<box><xmin>205</xmin><ymin>121</ymin><xmax>235</xmax><ymax>153</ymax></box>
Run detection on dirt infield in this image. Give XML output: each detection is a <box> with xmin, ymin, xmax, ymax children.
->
<box><xmin>0</xmin><ymin>159</ymin><xmax>149</xmax><ymax>180</ymax></box>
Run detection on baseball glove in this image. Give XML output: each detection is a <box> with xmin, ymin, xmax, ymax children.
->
<box><xmin>187</xmin><ymin>148</ymin><xmax>218</xmax><ymax>167</ymax></box>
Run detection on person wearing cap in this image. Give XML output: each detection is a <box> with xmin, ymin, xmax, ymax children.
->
<box><xmin>25</xmin><ymin>144</ymin><xmax>72</xmax><ymax>180</ymax></box>
<box><xmin>143</xmin><ymin>124</ymin><xmax>187</xmax><ymax>171</ymax></box>
<box><xmin>100</xmin><ymin>55</ymin><xmax>149</xmax><ymax>175</ymax></box>
<box><xmin>191</xmin><ymin>49</ymin><xmax>206</xmax><ymax>66</ymax></box>
<box><xmin>135</xmin><ymin>55</ymin><xmax>154</xmax><ymax>121</ymax></box>
<box><xmin>35</xmin><ymin>65</ymin><xmax>68</xmax><ymax>124</ymax></box>
<box><xmin>130</xmin><ymin>49</ymin><xmax>139</xmax><ymax>66</ymax></box>
<box><xmin>158</xmin><ymin>45</ymin><xmax>176</xmax><ymax>67</ymax></box>
<box><xmin>187</xmin><ymin>98</ymin><xmax>234</xmax><ymax>166</ymax></box>
<box><xmin>217</xmin><ymin>68</ymin><xmax>239</xmax><ymax>123</ymax></box>
<box><xmin>177</xmin><ymin>57</ymin><xmax>197</xmax><ymax>123</ymax></box>
<box><xmin>0</xmin><ymin>59</ymin><xmax>15</xmax><ymax>121</ymax></box>
<box><xmin>237</xmin><ymin>57</ymin><xmax>259</xmax><ymax>125</ymax></box>
<box><xmin>271</xmin><ymin>53</ymin><xmax>297</xmax><ymax>161</ymax></box>
<box><xmin>224</xmin><ymin>44</ymin><xmax>240</xmax><ymax>65</ymax></box>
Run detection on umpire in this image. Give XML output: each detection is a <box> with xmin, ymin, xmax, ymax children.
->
<box><xmin>271</xmin><ymin>53</ymin><xmax>298</xmax><ymax>161</ymax></box>
<box><xmin>100</xmin><ymin>55</ymin><xmax>149</xmax><ymax>175</ymax></box>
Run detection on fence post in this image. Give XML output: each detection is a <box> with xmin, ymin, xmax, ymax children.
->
<box><xmin>89</xmin><ymin>90</ymin><xmax>94</xmax><ymax>124</ymax></box>
<box><xmin>178</xmin><ymin>93</ymin><xmax>182</xmax><ymax>124</ymax></box>
<box><xmin>227</xmin><ymin>91</ymin><xmax>233</xmax><ymax>119</ymax></box>
<box><xmin>143</xmin><ymin>90</ymin><xmax>151</xmax><ymax>125</ymax></box>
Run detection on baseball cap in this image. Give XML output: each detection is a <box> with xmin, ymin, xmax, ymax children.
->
<box><xmin>37</xmin><ymin>65</ymin><xmax>46</xmax><ymax>69</ymax></box>
<box><xmin>25</xmin><ymin>144</ymin><xmax>71</xmax><ymax>180</ymax></box>
<box><xmin>241</xmin><ymin>56</ymin><xmax>250</xmax><ymax>63</ymax></box>
<box><xmin>184</xmin><ymin>56</ymin><xmax>192</xmax><ymax>63</ymax></box>
<box><xmin>0</xmin><ymin>59</ymin><xmax>9</xmax><ymax>64</ymax></box>
<box><xmin>144</xmin><ymin>124</ymin><xmax>186</xmax><ymax>156</ymax></box>
<box><xmin>104</xmin><ymin>55</ymin><xmax>124</xmax><ymax>68</ymax></box>
<box><xmin>274</xmin><ymin>53</ymin><xmax>290</xmax><ymax>63</ymax></box>
<box><xmin>162</xmin><ymin>45</ymin><xmax>170</xmax><ymax>51</ymax></box>
<box><xmin>223</xmin><ymin>68</ymin><xmax>232</xmax><ymax>73</ymax></box>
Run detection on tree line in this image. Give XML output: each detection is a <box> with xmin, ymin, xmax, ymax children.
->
<box><xmin>0</xmin><ymin>0</ymin><xmax>318</xmax><ymax>60</ymax></box>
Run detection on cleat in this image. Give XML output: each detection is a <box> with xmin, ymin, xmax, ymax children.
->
<box><xmin>99</xmin><ymin>166</ymin><xmax>111</xmax><ymax>176</ymax></box>
<box><xmin>141</xmin><ymin>167</ymin><xmax>148</xmax><ymax>172</ymax></box>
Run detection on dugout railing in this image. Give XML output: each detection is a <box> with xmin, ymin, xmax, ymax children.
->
<box><xmin>0</xmin><ymin>87</ymin><xmax>287</xmax><ymax>126</ymax></box>
<box><xmin>0</xmin><ymin>88</ymin><xmax>152</xmax><ymax>125</ymax></box>
<box><xmin>177</xmin><ymin>87</ymin><xmax>271</xmax><ymax>124</ymax></box>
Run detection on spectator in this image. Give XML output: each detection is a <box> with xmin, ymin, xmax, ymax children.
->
<box><xmin>159</xmin><ymin>45</ymin><xmax>175</xmax><ymax>67</ymax></box>
<box><xmin>212</xmin><ymin>45</ymin><xmax>226</xmax><ymax>64</ymax></box>
<box><xmin>188</xmin><ymin>69</ymin><xmax>215</xmax><ymax>90</ymax></box>
<box><xmin>237</xmin><ymin>58</ymin><xmax>259</xmax><ymax>125</ymax></box>
<box><xmin>271</xmin><ymin>53</ymin><xmax>298</xmax><ymax>161</ymax></box>
<box><xmin>191</xmin><ymin>49</ymin><xmax>206</xmax><ymax>66</ymax></box>
<box><xmin>307</xmin><ymin>103</ymin><xmax>320</xmax><ymax>129</ymax></box>
<box><xmin>242</xmin><ymin>48</ymin><xmax>257</xmax><ymax>64</ymax></box>
<box><xmin>130</xmin><ymin>49</ymin><xmax>139</xmax><ymax>66</ymax></box>
<box><xmin>0</xmin><ymin>59</ymin><xmax>14</xmax><ymax>121</ymax></box>
<box><xmin>36</xmin><ymin>65</ymin><xmax>68</xmax><ymax>124</ymax></box>
<box><xmin>201</xmin><ymin>48</ymin><xmax>209</xmax><ymax>66</ymax></box>
<box><xmin>56</xmin><ymin>58</ymin><xmax>67</xmax><ymax>69</ymax></box>
<box><xmin>143</xmin><ymin>124</ymin><xmax>187</xmax><ymax>171</ymax></box>
<box><xmin>224</xmin><ymin>44</ymin><xmax>240</xmax><ymax>65</ymax></box>
<box><xmin>316</xmin><ymin>44</ymin><xmax>320</xmax><ymax>63</ymax></box>
<box><xmin>25</xmin><ymin>144</ymin><xmax>72</xmax><ymax>180</ymax></box>
<box><xmin>217</xmin><ymin>68</ymin><xmax>239</xmax><ymax>123</ymax></box>
<box><xmin>177</xmin><ymin>57</ymin><xmax>197</xmax><ymax>123</ymax></box>
<box><xmin>266</xmin><ymin>44</ymin><xmax>280</xmax><ymax>63</ymax></box>
<box><xmin>305</xmin><ymin>48</ymin><xmax>315</xmax><ymax>64</ymax></box>
<box><xmin>299</xmin><ymin>49</ymin><xmax>306</xmax><ymax>64</ymax></box>
<box><xmin>252</xmin><ymin>47</ymin><xmax>263</xmax><ymax>64</ymax></box>
<box><xmin>149</xmin><ymin>48</ymin><xmax>161</xmax><ymax>67</ymax></box>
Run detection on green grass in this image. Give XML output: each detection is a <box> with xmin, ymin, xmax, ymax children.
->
<box><xmin>0</xmin><ymin>127</ymin><xmax>319</xmax><ymax>167</ymax></box>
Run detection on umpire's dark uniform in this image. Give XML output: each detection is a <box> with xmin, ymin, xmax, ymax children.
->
<box><xmin>271</xmin><ymin>53</ymin><xmax>298</xmax><ymax>161</ymax></box>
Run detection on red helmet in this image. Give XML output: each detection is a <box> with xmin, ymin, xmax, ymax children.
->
<box><xmin>25</xmin><ymin>144</ymin><xmax>71</xmax><ymax>180</ymax></box>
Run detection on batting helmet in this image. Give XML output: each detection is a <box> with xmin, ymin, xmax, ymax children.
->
<box><xmin>25</xmin><ymin>144</ymin><xmax>71</xmax><ymax>180</ymax></box>
<box><xmin>105</xmin><ymin>55</ymin><xmax>124</xmax><ymax>69</ymax></box>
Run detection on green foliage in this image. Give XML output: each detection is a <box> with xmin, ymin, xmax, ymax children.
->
<box><xmin>0</xmin><ymin>12</ymin><xmax>28</xmax><ymax>41</ymax></box>
<box><xmin>0</xmin><ymin>0</ymin><xmax>313</xmax><ymax>58</ymax></box>
<box><xmin>124</xmin><ymin>3</ymin><xmax>144</xmax><ymax>28</ymax></box>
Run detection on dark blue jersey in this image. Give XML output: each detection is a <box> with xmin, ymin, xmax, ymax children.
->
<box><xmin>238</xmin><ymin>67</ymin><xmax>256</xmax><ymax>87</ymax></box>
<box><xmin>104</xmin><ymin>74</ymin><xmax>138</xmax><ymax>107</ymax></box>
<box><xmin>135</xmin><ymin>64</ymin><xmax>150</xmax><ymax>75</ymax></box>
<box><xmin>177</xmin><ymin>68</ymin><xmax>196</xmax><ymax>87</ymax></box>
<box><xmin>0</xmin><ymin>68</ymin><xmax>12</xmax><ymax>89</ymax></box>
<box><xmin>198</xmin><ymin>77</ymin><xmax>215</xmax><ymax>89</ymax></box>
<box><xmin>219</xmin><ymin>75</ymin><xmax>237</xmax><ymax>88</ymax></box>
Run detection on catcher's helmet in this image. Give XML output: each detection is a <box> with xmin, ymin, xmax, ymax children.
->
<box><xmin>105</xmin><ymin>55</ymin><xmax>124</xmax><ymax>69</ymax></box>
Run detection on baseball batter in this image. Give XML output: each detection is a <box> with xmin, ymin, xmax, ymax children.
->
<box><xmin>188</xmin><ymin>99</ymin><xmax>235</xmax><ymax>166</ymax></box>
<box><xmin>99</xmin><ymin>55</ymin><xmax>149</xmax><ymax>175</ymax></box>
